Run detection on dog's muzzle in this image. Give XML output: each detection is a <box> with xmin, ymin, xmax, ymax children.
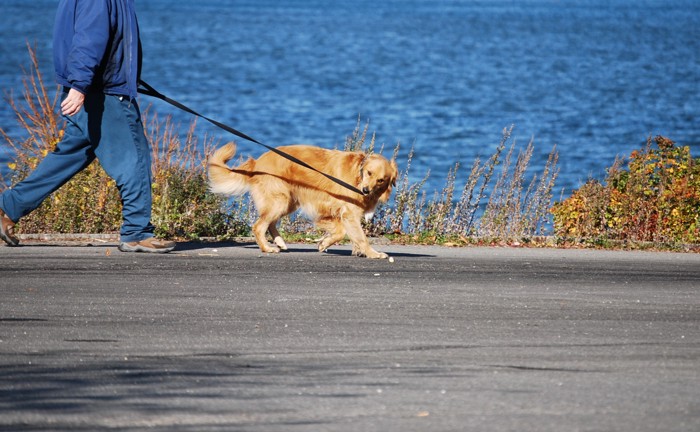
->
<box><xmin>362</xmin><ymin>187</ymin><xmax>371</xmax><ymax>195</ymax></box>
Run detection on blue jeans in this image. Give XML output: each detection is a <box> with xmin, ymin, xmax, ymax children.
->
<box><xmin>0</xmin><ymin>91</ymin><xmax>155</xmax><ymax>242</ymax></box>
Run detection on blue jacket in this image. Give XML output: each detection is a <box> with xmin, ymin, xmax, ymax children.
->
<box><xmin>53</xmin><ymin>0</ymin><xmax>142</xmax><ymax>99</ymax></box>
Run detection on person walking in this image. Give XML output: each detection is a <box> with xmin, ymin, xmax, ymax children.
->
<box><xmin>0</xmin><ymin>0</ymin><xmax>175</xmax><ymax>253</ymax></box>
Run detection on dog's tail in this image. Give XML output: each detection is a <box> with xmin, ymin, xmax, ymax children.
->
<box><xmin>207</xmin><ymin>142</ymin><xmax>253</xmax><ymax>196</ymax></box>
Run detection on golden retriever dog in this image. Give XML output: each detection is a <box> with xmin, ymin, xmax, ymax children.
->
<box><xmin>208</xmin><ymin>143</ymin><xmax>398</xmax><ymax>259</ymax></box>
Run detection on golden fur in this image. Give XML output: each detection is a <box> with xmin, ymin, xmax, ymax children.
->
<box><xmin>208</xmin><ymin>143</ymin><xmax>398</xmax><ymax>259</ymax></box>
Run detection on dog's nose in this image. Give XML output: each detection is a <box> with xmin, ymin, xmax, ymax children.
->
<box><xmin>362</xmin><ymin>186</ymin><xmax>370</xmax><ymax>194</ymax></box>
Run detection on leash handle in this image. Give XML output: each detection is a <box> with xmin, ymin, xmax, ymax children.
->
<box><xmin>137</xmin><ymin>80</ymin><xmax>366</xmax><ymax>196</ymax></box>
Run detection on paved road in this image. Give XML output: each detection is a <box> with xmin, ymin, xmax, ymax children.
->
<box><xmin>0</xmin><ymin>241</ymin><xmax>698</xmax><ymax>431</ymax></box>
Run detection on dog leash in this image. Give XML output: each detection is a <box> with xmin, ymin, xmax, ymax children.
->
<box><xmin>137</xmin><ymin>80</ymin><xmax>366</xmax><ymax>196</ymax></box>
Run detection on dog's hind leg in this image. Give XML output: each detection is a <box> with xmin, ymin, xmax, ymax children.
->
<box><xmin>268</xmin><ymin>222</ymin><xmax>288</xmax><ymax>251</ymax></box>
<box><xmin>251</xmin><ymin>191</ymin><xmax>292</xmax><ymax>254</ymax></box>
<box><xmin>252</xmin><ymin>217</ymin><xmax>281</xmax><ymax>254</ymax></box>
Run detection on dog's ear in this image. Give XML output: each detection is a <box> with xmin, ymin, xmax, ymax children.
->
<box><xmin>378</xmin><ymin>160</ymin><xmax>399</xmax><ymax>203</ymax></box>
<box><xmin>390</xmin><ymin>160</ymin><xmax>398</xmax><ymax>186</ymax></box>
<box><xmin>356</xmin><ymin>154</ymin><xmax>368</xmax><ymax>181</ymax></box>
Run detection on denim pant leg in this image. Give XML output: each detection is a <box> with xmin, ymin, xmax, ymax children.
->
<box><xmin>0</xmin><ymin>109</ymin><xmax>95</xmax><ymax>222</ymax></box>
<box><xmin>92</xmin><ymin>94</ymin><xmax>155</xmax><ymax>242</ymax></box>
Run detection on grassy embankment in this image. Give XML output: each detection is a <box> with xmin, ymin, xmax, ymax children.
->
<box><xmin>3</xmin><ymin>48</ymin><xmax>698</xmax><ymax>251</ymax></box>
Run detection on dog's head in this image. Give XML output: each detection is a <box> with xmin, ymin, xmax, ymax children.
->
<box><xmin>359</xmin><ymin>154</ymin><xmax>398</xmax><ymax>202</ymax></box>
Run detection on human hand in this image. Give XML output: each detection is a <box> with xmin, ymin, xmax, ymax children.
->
<box><xmin>61</xmin><ymin>88</ymin><xmax>86</xmax><ymax>116</ymax></box>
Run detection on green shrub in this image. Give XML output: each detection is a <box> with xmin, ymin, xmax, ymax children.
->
<box><xmin>551</xmin><ymin>136</ymin><xmax>700</xmax><ymax>244</ymax></box>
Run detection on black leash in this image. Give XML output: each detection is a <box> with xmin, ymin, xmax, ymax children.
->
<box><xmin>137</xmin><ymin>79</ymin><xmax>365</xmax><ymax>196</ymax></box>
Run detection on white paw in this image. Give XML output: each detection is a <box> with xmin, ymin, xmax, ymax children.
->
<box><xmin>273</xmin><ymin>236</ymin><xmax>288</xmax><ymax>250</ymax></box>
<box><xmin>262</xmin><ymin>245</ymin><xmax>281</xmax><ymax>254</ymax></box>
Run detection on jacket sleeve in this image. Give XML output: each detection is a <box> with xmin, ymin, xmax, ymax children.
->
<box><xmin>65</xmin><ymin>0</ymin><xmax>111</xmax><ymax>93</ymax></box>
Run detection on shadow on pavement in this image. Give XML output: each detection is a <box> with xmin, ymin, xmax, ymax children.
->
<box><xmin>174</xmin><ymin>241</ymin><xmax>436</xmax><ymax>258</ymax></box>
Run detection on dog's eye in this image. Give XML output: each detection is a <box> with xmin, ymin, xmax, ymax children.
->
<box><xmin>366</xmin><ymin>171</ymin><xmax>373</xmax><ymax>177</ymax></box>
<box><xmin>377</xmin><ymin>178</ymin><xmax>385</xmax><ymax>184</ymax></box>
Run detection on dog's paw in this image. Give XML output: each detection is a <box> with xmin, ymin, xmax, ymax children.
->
<box><xmin>351</xmin><ymin>248</ymin><xmax>365</xmax><ymax>257</ymax></box>
<box><xmin>261</xmin><ymin>245</ymin><xmax>281</xmax><ymax>254</ymax></box>
<box><xmin>318</xmin><ymin>237</ymin><xmax>336</xmax><ymax>253</ymax></box>
<box><xmin>361</xmin><ymin>249</ymin><xmax>388</xmax><ymax>259</ymax></box>
<box><xmin>273</xmin><ymin>236</ymin><xmax>288</xmax><ymax>251</ymax></box>
<box><xmin>369</xmin><ymin>252</ymin><xmax>389</xmax><ymax>260</ymax></box>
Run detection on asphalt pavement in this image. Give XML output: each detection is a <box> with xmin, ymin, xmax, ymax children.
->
<box><xmin>0</xmin><ymin>240</ymin><xmax>699</xmax><ymax>431</ymax></box>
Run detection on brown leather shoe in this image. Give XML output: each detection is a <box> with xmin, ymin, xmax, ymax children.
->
<box><xmin>118</xmin><ymin>237</ymin><xmax>176</xmax><ymax>253</ymax></box>
<box><xmin>0</xmin><ymin>209</ymin><xmax>19</xmax><ymax>247</ymax></box>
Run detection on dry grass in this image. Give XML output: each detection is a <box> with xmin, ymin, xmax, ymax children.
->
<box><xmin>336</xmin><ymin>123</ymin><xmax>560</xmax><ymax>245</ymax></box>
<box><xmin>1</xmin><ymin>46</ymin><xmax>242</xmax><ymax>239</ymax></box>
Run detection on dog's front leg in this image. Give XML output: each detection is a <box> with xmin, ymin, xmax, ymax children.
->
<box><xmin>351</xmin><ymin>244</ymin><xmax>366</xmax><ymax>257</ymax></box>
<box><xmin>316</xmin><ymin>218</ymin><xmax>346</xmax><ymax>253</ymax></box>
<box><xmin>342</xmin><ymin>216</ymin><xmax>388</xmax><ymax>259</ymax></box>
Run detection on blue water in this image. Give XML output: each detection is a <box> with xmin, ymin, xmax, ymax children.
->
<box><xmin>1</xmin><ymin>0</ymin><xmax>699</xmax><ymax>199</ymax></box>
